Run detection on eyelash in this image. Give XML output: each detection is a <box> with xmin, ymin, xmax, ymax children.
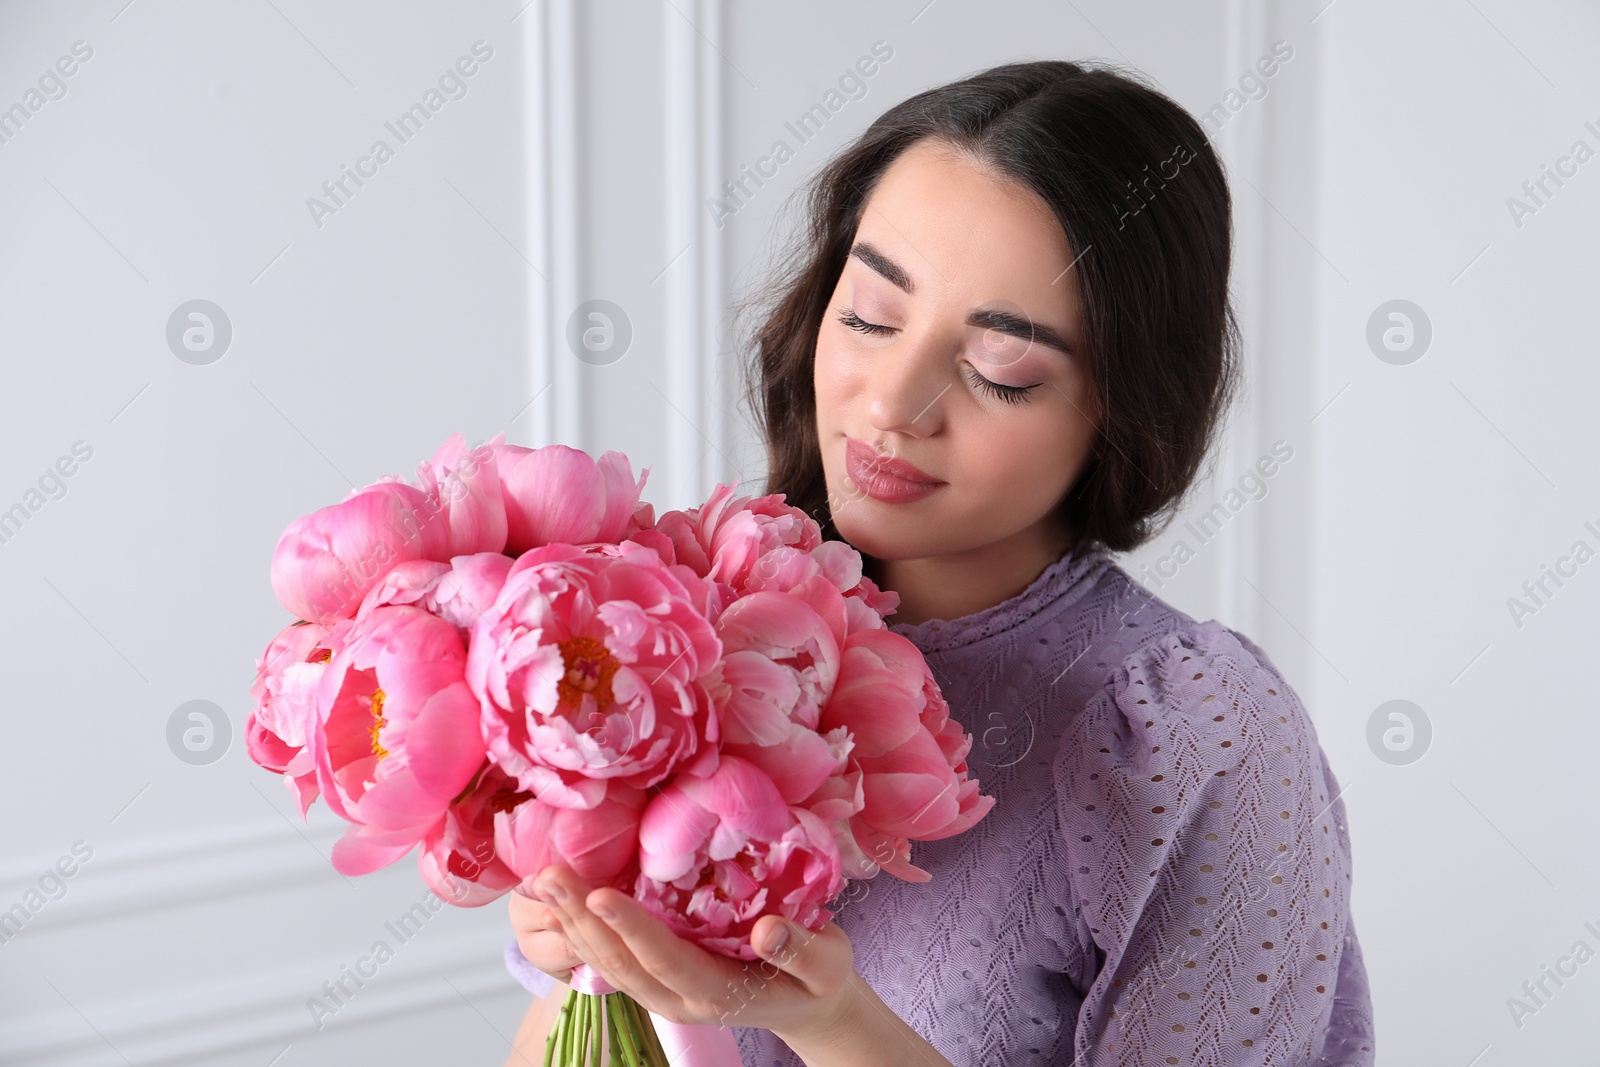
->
<box><xmin>836</xmin><ymin>307</ymin><xmax>1038</xmax><ymax>406</ymax></box>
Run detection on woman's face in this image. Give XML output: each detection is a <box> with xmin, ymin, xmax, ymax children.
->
<box><xmin>814</xmin><ymin>138</ymin><xmax>1100</xmax><ymax>564</ymax></box>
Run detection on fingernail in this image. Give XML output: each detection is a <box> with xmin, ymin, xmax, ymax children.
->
<box><xmin>542</xmin><ymin>879</ymin><xmax>569</xmax><ymax>903</ymax></box>
<box><xmin>592</xmin><ymin>900</ymin><xmax>618</xmax><ymax>922</ymax></box>
<box><xmin>762</xmin><ymin>923</ymin><xmax>789</xmax><ymax>955</ymax></box>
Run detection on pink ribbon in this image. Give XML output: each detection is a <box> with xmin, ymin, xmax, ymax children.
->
<box><xmin>567</xmin><ymin>963</ymin><xmax>744</xmax><ymax>1066</ymax></box>
<box><xmin>565</xmin><ymin>964</ymin><xmax>619</xmax><ymax>997</ymax></box>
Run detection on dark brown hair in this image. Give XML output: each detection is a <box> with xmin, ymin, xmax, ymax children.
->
<box><xmin>736</xmin><ymin>59</ymin><xmax>1240</xmax><ymax>556</ymax></box>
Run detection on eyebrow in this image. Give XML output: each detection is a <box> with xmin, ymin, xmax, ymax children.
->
<box><xmin>848</xmin><ymin>241</ymin><xmax>1076</xmax><ymax>357</ymax></box>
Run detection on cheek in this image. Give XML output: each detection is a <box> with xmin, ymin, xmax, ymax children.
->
<box><xmin>813</xmin><ymin>342</ymin><xmax>837</xmax><ymax>429</ymax></box>
<box><xmin>956</xmin><ymin>408</ymin><xmax>1091</xmax><ymax>503</ymax></box>
<box><xmin>813</xmin><ymin>334</ymin><xmax>861</xmax><ymax>422</ymax></box>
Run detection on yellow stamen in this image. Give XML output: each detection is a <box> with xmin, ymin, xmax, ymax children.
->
<box><xmin>557</xmin><ymin>635</ymin><xmax>618</xmax><ymax>711</ymax></box>
<box><xmin>368</xmin><ymin>688</ymin><xmax>389</xmax><ymax>759</ymax></box>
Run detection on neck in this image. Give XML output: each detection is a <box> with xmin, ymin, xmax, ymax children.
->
<box><xmin>865</xmin><ymin>521</ymin><xmax>1075</xmax><ymax>628</ymax></box>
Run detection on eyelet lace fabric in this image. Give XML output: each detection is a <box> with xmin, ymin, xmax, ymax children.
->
<box><xmin>731</xmin><ymin>547</ymin><xmax>1375</xmax><ymax>1065</ymax></box>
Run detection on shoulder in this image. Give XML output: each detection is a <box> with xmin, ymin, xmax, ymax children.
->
<box><xmin>1051</xmin><ymin>614</ymin><xmax>1331</xmax><ymax>929</ymax></box>
<box><xmin>1044</xmin><ymin>590</ymin><xmax>1363</xmax><ymax>1059</ymax></box>
<box><xmin>1056</xmin><ymin>611</ymin><xmax>1312</xmax><ymax>790</ymax></box>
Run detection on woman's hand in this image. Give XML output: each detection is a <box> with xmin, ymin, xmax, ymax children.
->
<box><xmin>527</xmin><ymin>863</ymin><xmax>860</xmax><ymax>1047</ymax></box>
<box><xmin>507</xmin><ymin>875</ymin><xmax>584</xmax><ymax>983</ymax></box>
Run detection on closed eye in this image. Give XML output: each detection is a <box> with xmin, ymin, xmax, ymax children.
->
<box><xmin>838</xmin><ymin>307</ymin><xmax>1038</xmax><ymax>406</ymax></box>
<box><xmin>961</xmin><ymin>365</ymin><xmax>1037</xmax><ymax>405</ymax></box>
<box><xmin>838</xmin><ymin>307</ymin><xmax>894</xmax><ymax>336</ymax></box>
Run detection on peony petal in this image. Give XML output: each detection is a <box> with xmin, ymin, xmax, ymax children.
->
<box><xmin>678</xmin><ymin>754</ymin><xmax>791</xmax><ymax>841</ymax></box>
<box><xmin>492</xmin><ymin>798</ymin><xmax>558</xmax><ymax>878</ymax></box>
<box><xmin>594</xmin><ymin>450</ymin><xmax>648</xmax><ymax>544</ymax></box>
<box><xmin>712</xmin><ymin>652</ymin><xmax>800</xmax><ymax>746</ymax></box>
<box><xmin>498</xmin><ymin>445</ymin><xmax>606</xmax><ymax>552</ymax></box>
<box><xmin>551</xmin><ymin>788</ymin><xmax>643</xmax><ymax>883</ymax></box>
<box><xmin>331</xmin><ymin>822</ymin><xmax>424</xmax><ymax>876</ymax></box>
<box><xmin>725</xmin><ymin>723</ymin><xmax>840</xmax><ymax>805</ymax></box>
<box><xmin>401</xmin><ymin>681</ymin><xmax>486</xmax><ymax>798</ymax></box>
<box><xmin>859</xmin><ymin>767</ymin><xmax>961</xmax><ymax>839</ymax></box>
<box><xmin>638</xmin><ymin>783</ymin><xmax>718</xmax><ymax>882</ymax></box>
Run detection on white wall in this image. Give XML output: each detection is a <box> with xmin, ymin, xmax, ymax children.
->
<box><xmin>1310</xmin><ymin>2</ymin><xmax>1600</xmax><ymax>1062</ymax></box>
<box><xmin>2</xmin><ymin>1</ymin><xmax>1596</xmax><ymax>1063</ymax></box>
<box><xmin>0</xmin><ymin>2</ymin><xmax>538</xmax><ymax>1062</ymax></box>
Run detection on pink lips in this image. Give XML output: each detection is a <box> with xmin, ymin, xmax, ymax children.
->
<box><xmin>844</xmin><ymin>436</ymin><xmax>946</xmax><ymax>504</ymax></box>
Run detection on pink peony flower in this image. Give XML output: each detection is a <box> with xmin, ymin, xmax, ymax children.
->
<box><xmin>798</xmin><ymin>540</ymin><xmax>900</xmax><ymax>634</ymax></box>
<box><xmin>249</xmin><ymin>433</ymin><xmax>994</xmax><ymax>953</ymax></box>
<box><xmin>704</xmin><ymin>588</ymin><xmax>851</xmax><ymax>807</ymax></box>
<box><xmin>468</xmin><ymin>542</ymin><xmax>723</xmax><ymax>811</ymax></box>
<box><xmin>634</xmin><ymin>754</ymin><xmax>844</xmax><ymax>959</ymax></box>
<box><xmin>640</xmin><ymin>488</ymin><xmax>898</xmax><ymax>635</ymax></box>
<box><xmin>492</xmin><ymin>774</ymin><xmax>648</xmax><ymax>886</ymax></box>
<box><xmin>414</xmin><ymin>434</ymin><xmax>508</xmax><ymax>558</ymax></box>
<box><xmin>817</xmin><ymin>627</ymin><xmax>996</xmax><ymax>882</ymax></box>
<box><xmin>649</xmin><ymin>483</ymin><xmax>821</xmax><ymax>592</ymax></box>
<box><xmin>493</xmin><ymin>443</ymin><xmax>652</xmax><ymax>556</ymax></box>
<box><xmin>355</xmin><ymin>552</ymin><xmax>514</xmax><ymax>635</ymax></box>
<box><xmin>418</xmin><ymin>764</ymin><xmax>524</xmax><ymax>907</ymax></box>
<box><xmin>246</xmin><ymin>619</ymin><xmax>350</xmax><ymax>818</ymax></box>
<box><xmin>271</xmin><ymin>480</ymin><xmax>451</xmax><ymax>625</ymax></box>
<box><xmin>309</xmin><ymin>605</ymin><xmax>487</xmax><ymax>875</ymax></box>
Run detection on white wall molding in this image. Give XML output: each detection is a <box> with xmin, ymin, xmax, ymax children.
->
<box><xmin>0</xmin><ymin>817</ymin><xmax>346</xmax><ymax>938</ymax></box>
<box><xmin>0</xmin><ymin>820</ymin><xmax>531</xmax><ymax>1063</ymax></box>
<box><xmin>0</xmin><ymin>928</ymin><xmax>517</xmax><ymax>1066</ymax></box>
<box><xmin>662</xmin><ymin>0</ymin><xmax>728</xmax><ymax>508</ymax></box>
<box><xmin>1212</xmin><ymin>0</ymin><xmax>1274</xmax><ymax>638</ymax></box>
<box><xmin>523</xmin><ymin>0</ymin><xmax>582</xmax><ymax>451</ymax></box>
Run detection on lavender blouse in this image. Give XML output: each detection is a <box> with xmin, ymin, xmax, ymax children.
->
<box><xmin>508</xmin><ymin>546</ymin><xmax>1376</xmax><ymax>1065</ymax></box>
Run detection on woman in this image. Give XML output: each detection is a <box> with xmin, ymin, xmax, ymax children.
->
<box><xmin>504</xmin><ymin>59</ymin><xmax>1375</xmax><ymax>1066</ymax></box>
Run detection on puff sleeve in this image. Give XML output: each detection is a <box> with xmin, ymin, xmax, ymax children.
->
<box><xmin>504</xmin><ymin>938</ymin><xmax>558</xmax><ymax>998</ymax></box>
<box><xmin>1053</xmin><ymin>619</ymin><xmax>1367</xmax><ymax>1066</ymax></box>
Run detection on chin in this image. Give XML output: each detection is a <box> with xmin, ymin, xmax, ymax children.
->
<box><xmin>830</xmin><ymin>503</ymin><xmax>935</xmax><ymax>562</ymax></box>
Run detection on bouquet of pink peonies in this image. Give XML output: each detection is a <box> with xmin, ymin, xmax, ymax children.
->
<box><xmin>247</xmin><ymin>434</ymin><xmax>995</xmax><ymax>1065</ymax></box>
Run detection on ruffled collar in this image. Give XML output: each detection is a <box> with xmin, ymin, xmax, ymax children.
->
<box><xmin>885</xmin><ymin>544</ymin><xmax>1114</xmax><ymax>655</ymax></box>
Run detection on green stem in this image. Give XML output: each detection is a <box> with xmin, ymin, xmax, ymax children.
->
<box><xmin>543</xmin><ymin>995</ymin><xmax>560</xmax><ymax>1067</ymax></box>
<box><xmin>638</xmin><ymin>1004</ymin><xmax>669</xmax><ymax>1067</ymax></box>
<box><xmin>549</xmin><ymin>990</ymin><xmax>573</xmax><ymax>1067</ymax></box>
<box><xmin>605</xmin><ymin>994</ymin><xmax>624</xmax><ymax>1067</ymax></box>
<box><xmin>633</xmin><ymin>998</ymin><xmax>672</xmax><ymax>1062</ymax></box>
<box><xmin>591</xmin><ymin>990</ymin><xmax>603</xmax><ymax>1064</ymax></box>
<box><xmin>621</xmin><ymin>995</ymin><xmax>668</xmax><ymax>1067</ymax></box>
<box><xmin>610</xmin><ymin>993</ymin><xmax>643</xmax><ymax>1067</ymax></box>
<box><xmin>561</xmin><ymin>989</ymin><xmax>577</xmax><ymax>1064</ymax></box>
<box><xmin>579</xmin><ymin>992</ymin><xmax>593</xmax><ymax>1067</ymax></box>
<box><xmin>618</xmin><ymin>996</ymin><xmax>641</xmax><ymax>1064</ymax></box>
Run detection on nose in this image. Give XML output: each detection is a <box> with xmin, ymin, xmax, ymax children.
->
<box><xmin>865</xmin><ymin>328</ymin><xmax>952</xmax><ymax>439</ymax></box>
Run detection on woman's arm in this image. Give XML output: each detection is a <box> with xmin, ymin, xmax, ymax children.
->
<box><xmin>1054</xmin><ymin>620</ymin><xmax>1367</xmax><ymax>1064</ymax></box>
<box><xmin>501</xmin><ymin>980</ymin><xmax>569</xmax><ymax>1067</ymax></box>
<box><xmin>523</xmin><ymin>864</ymin><xmax>955</xmax><ymax>1066</ymax></box>
<box><xmin>501</xmin><ymin>971</ymin><xmax>957</xmax><ymax>1067</ymax></box>
<box><xmin>499</xmin><ymin>974</ymin><xmax>953</xmax><ymax>1067</ymax></box>
<box><xmin>771</xmin><ymin>973</ymin><xmax>955</xmax><ymax>1067</ymax></box>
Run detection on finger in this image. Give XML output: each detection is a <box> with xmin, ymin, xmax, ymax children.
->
<box><xmin>525</xmin><ymin>929</ymin><xmax>583</xmax><ymax>973</ymax></box>
<box><xmin>580</xmin><ymin>884</ymin><xmax>749</xmax><ymax>1006</ymax></box>
<box><xmin>526</xmin><ymin>954</ymin><xmax>573</xmax><ymax>984</ymax></box>
<box><xmin>521</xmin><ymin>899</ymin><xmax>563</xmax><ymax>932</ymax></box>
<box><xmin>521</xmin><ymin>940</ymin><xmax>579</xmax><ymax>991</ymax></box>
<box><xmin>508</xmin><ymin>895</ymin><xmax>565</xmax><ymax>939</ymax></box>
<box><xmin>748</xmin><ymin>915</ymin><xmax>855</xmax><ymax>1000</ymax></box>
<box><xmin>509</xmin><ymin>876</ymin><xmax>551</xmax><ymax>916</ymax></box>
<box><xmin>534</xmin><ymin>866</ymin><xmax>679</xmax><ymax>1008</ymax></box>
<box><xmin>530</xmin><ymin>866</ymin><xmax>604</xmax><ymax>962</ymax></box>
